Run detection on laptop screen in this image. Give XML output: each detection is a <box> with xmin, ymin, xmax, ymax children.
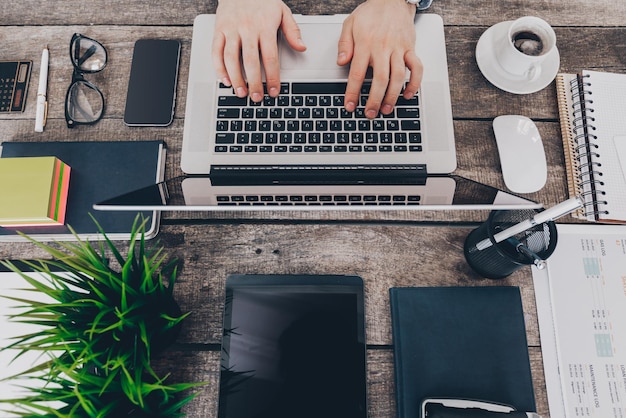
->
<box><xmin>93</xmin><ymin>175</ymin><xmax>541</xmax><ymax>211</ymax></box>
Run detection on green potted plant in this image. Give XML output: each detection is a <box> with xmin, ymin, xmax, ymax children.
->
<box><xmin>5</xmin><ymin>361</ymin><xmax>197</xmax><ymax>417</ymax></box>
<box><xmin>0</xmin><ymin>216</ymin><xmax>202</xmax><ymax>417</ymax></box>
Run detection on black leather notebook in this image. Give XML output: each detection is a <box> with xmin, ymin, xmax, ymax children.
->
<box><xmin>389</xmin><ymin>286</ymin><xmax>536</xmax><ymax>418</ymax></box>
<box><xmin>0</xmin><ymin>140</ymin><xmax>165</xmax><ymax>241</ymax></box>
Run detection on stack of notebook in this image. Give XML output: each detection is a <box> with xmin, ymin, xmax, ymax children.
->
<box><xmin>0</xmin><ymin>156</ymin><xmax>71</xmax><ymax>227</ymax></box>
<box><xmin>0</xmin><ymin>140</ymin><xmax>164</xmax><ymax>242</ymax></box>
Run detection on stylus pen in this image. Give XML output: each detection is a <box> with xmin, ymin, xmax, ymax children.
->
<box><xmin>475</xmin><ymin>197</ymin><xmax>583</xmax><ymax>251</ymax></box>
<box><xmin>35</xmin><ymin>46</ymin><xmax>49</xmax><ymax>133</ymax></box>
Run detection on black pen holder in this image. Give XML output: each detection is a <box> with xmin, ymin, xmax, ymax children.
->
<box><xmin>464</xmin><ymin>209</ymin><xmax>558</xmax><ymax>279</ymax></box>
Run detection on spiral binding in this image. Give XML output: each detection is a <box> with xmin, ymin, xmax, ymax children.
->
<box><xmin>574</xmin><ymin>142</ymin><xmax>597</xmax><ymax>153</ymax></box>
<box><xmin>555</xmin><ymin>77</ymin><xmax>578</xmax><ymax>205</ymax></box>
<box><xmin>577</xmin><ymin>160</ymin><xmax>602</xmax><ymax>170</ymax></box>
<box><xmin>568</xmin><ymin>74</ymin><xmax>608</xmax><ymax>218</ymax></box>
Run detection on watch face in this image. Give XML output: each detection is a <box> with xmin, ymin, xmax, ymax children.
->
<box><xmin>418</xmin><ymin>0</ymin><xmax>433</xmax><ymax>9</ymax></box>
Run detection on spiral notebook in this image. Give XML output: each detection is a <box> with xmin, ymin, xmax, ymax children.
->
<box><xmin>556</xmin><ymin>70</ymin><xmax>626</xmax><ymax>224</ymax></box>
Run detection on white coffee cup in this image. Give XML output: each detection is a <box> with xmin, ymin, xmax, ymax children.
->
<box><xmin>494</xmin><ymin>16</ymin><xmax>556</xmax><ymax>81</ymax></box>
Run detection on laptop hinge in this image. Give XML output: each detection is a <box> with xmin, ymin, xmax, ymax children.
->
<box><xmin>210</xmin><ymin>164</ymin><xmax>428</xmax><ymax>182</ymax></box>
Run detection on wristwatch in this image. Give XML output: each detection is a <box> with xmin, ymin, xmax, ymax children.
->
<box><xmin>406</xmin><ymin>0</ymin><xmax>433</xmax><ymax>11</ymax></box>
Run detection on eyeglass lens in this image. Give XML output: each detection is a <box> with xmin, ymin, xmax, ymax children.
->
<box><xmin>66</xmin><ymin>81</ymin><xmax>104</xmax><ymax>123</ymax></box>
<box><xmin>72</xmin><ymin>36</ymin><xmax>106</xmax><ymax>73</ymax></box>
<box><xmin>66</xmin><ymin>34</ymin><xmax>107</xmax><ymax>127</ymax></box>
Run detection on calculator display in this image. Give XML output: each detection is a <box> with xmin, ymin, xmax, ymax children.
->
<box><xmin>0</xmin><ymin>61</ymin><xmax>32</xmax><ymax>112</ymax></box>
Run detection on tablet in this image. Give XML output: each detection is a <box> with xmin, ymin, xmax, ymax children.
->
<box><xmin>219</xmin><ymin>274</ymin><xmax>367</xmax><ymax>418</ymax></box>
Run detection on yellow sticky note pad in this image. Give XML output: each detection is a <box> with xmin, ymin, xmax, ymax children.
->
<box><xmin>0</xmin><ymin>156</ymin><xmax>71</xmax><ymax>227</ymax></box>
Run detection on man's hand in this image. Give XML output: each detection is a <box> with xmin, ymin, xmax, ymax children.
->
<box><xmin>212</xmin><ymin>0</ymin><xmax>306</xmax><ymax>102</ymax></box>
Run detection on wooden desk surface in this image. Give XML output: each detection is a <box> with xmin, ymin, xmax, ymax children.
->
<box><xmin>1</xmin><ymin>1</ymin><xmax>625</xmax><ymax>416</ymax></box>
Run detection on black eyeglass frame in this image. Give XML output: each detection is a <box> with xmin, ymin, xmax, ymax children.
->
<box><xmin>64</xmin><ymin>33</ymin><xmax>108</xmax><ymax>128</ymax></box>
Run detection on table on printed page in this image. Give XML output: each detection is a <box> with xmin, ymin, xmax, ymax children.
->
<box><xmin>1</xmin><ymin>1</ymin><xmax>625</xmax><ymax>417</ymax></box>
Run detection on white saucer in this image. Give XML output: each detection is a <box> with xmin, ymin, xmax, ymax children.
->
<box><xmin>476</xmin><ymin>21</ymin><xmax>560</xmax><ymax>94</ymax></box>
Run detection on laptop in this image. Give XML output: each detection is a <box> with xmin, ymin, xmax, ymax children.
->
<box><xmin>181</xmin><ymin>13</ymin><xmax>456</xmax><ymax>175</ymax></box>
<box><xmin>93</xmin><ymin>13</ymin><xmax>541</xmax><ymax>212</ymax></box>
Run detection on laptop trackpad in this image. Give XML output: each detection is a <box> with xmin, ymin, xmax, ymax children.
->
<box><xmin>280</xmin><ymin>23</ymin><xmax>347</xmax><ymax>75</ymax></box>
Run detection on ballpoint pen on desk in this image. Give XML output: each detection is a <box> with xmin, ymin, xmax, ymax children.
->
<box><xmin>475</xmin><ymin>197</ymin><xmax>583</xmax><ymax>251</ymax></box>
<box><xmin>34</xmin><ymin>45</ymin><xmax>49</xmax><ymax>133</ymax></box>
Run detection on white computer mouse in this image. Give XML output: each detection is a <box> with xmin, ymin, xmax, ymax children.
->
<box><xmin>493</xmin><ymin>115</ymin><xmax>547</xmax><ymax>193</ymax></box>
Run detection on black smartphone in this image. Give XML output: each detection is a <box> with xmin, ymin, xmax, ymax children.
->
<box><xmin>219</xmin><ymin>274</ymin><xmax>367</xmax><ymax>418</ymax></box>
<box><xmin>123</xmin><ymin>39</ymin><xmax>180</xmax><ymax>127</ymax></box>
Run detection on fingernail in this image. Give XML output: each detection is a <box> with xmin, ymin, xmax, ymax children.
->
<box><xmin>221</xmin><ymin>77</ymin><xmax>232</xmax><ymax>87</ymax></box>
<box><xmin>382</xmin><ymin>104</ymin><xmax>393</xmax><ymax>114</ymax></box>
<box><xmin>236</xmin><ymin>87</ymin><xmax>246</xmax><ymax>97</ymax></box>
<box><xmin>251</xmin><ymin>92</ymin><xmax>263</xmax><ymax>103</ymax></box>
<box><xmin>346</xmin><ymin>101</ymin><xmax>356</xmax><ymax>111</ymax></box>
<box><xmin>337</xmin><ymin>51</ymin><xmax>346</xmax><ymax>61</ymax></box>
<box><xmin>366</xmin><ymin>109</ymin><xmax>378</xmax><ymax>119</ymax></box>
<box><xmin>269</xmin><ymin>87</ymin><xmax>279</xmax><ymax>97</ymax></box>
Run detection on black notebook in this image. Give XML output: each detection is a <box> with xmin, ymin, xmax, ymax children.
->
<box><xmin>0</xmin><ymin>140</ymin><xmax>165</xmax><ymax>241</ymax></box>
<box><xmin>389</xmin><ymin>286</ymin><xmax>536</xmax><ymax>418</ymax></box>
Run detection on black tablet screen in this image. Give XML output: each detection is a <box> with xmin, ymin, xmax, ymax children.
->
<box><xmin>218</xmin><ymin>275</ymin><xmax>367</xmax><ymax>418</ymax></box>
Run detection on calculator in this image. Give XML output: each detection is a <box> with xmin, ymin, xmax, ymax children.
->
<box><xmin>0</xmin><ymin>60</ymin><xmax>32</xmax><ymax>112</ymax></box>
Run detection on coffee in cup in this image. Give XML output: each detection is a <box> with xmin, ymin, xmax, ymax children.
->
<box><xmin>512</xmin><ymin>30</ymin><xmax>545</xmax><ymax>56</ymax></box>
<box><xmin>495</xmin><ymin>16</ymin><xmax>556</xmax><ymax>81</ymax></box>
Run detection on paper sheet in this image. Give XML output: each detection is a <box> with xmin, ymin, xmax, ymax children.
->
<box><xmin>533</xmin><ymin>224</ymin><xmax>626</xmax><ymax>418</ymax></box>
<box><xmin>613</xmin><ymin>136</ymin><xmax>626</xmax><ymax>184</ymax></box>
<box><xmin>0</xmin><ymin>271</ymin><xmax>64</xmax><ymax>416</ymax></box>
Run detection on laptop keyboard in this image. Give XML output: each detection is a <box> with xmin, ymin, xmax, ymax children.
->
<box><xmin>215</xmin><ymin>193</ymin><xmax>422</xmax><ymax>206</ymax></box>
<box><xmin>214</xmin><ymin>82</ymin><xmax>422</xmax><ymax>154</ymax></box>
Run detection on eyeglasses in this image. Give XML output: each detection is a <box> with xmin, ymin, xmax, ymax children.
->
<box><xmin>65</xmin><ymin>33</ymin><xmax>107</xmax><ymax>128</ymax></box>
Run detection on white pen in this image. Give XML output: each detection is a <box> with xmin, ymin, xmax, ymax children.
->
<box><xmin>475</xmin><ymin>197</ymin><xmax>583</xmax><ymax>251</ymax></box>
<box><xmin>35</xmin><ymin>45</ymin><xmax>49</xmax><ymax>132</ymax></box>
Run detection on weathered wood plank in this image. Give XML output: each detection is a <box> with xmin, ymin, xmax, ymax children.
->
<box><xmin>0</xmin><ymin>26</ymin><xmax>626</xmax><ymax>132</ymax></box>
<box><xmin>126</xmin><ymin>224</ymin><xmax>545</xmax><ymax>346</ymax></box>
<box><xmin>1</xmin><ymin>0</ymin><xmax>624</xmax><ymax>27</ymax></box>
<box><xmin>1</xmin><ymin>26</ymin><xmax>624</xmax><ymax>125</ymax></box>
<box><xmin>0</xmin><ymin>224</ymin><xmax>542</xmax><ymax>346</ymax></box>
<box><xmin>447</xmin><ymin>27</ymin><xmax>626</xmax><ymax>119</ymax></box>
<box><xmin>0</xmin><ymin>27</ymin><xmax>193</xmax><ymax>123</ymax></box>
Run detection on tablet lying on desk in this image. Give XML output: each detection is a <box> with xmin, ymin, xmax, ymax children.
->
<box><xmin>219</xmin><ymin>274</ymin><xmax>367</xmax><ymax>418</ymax></box>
